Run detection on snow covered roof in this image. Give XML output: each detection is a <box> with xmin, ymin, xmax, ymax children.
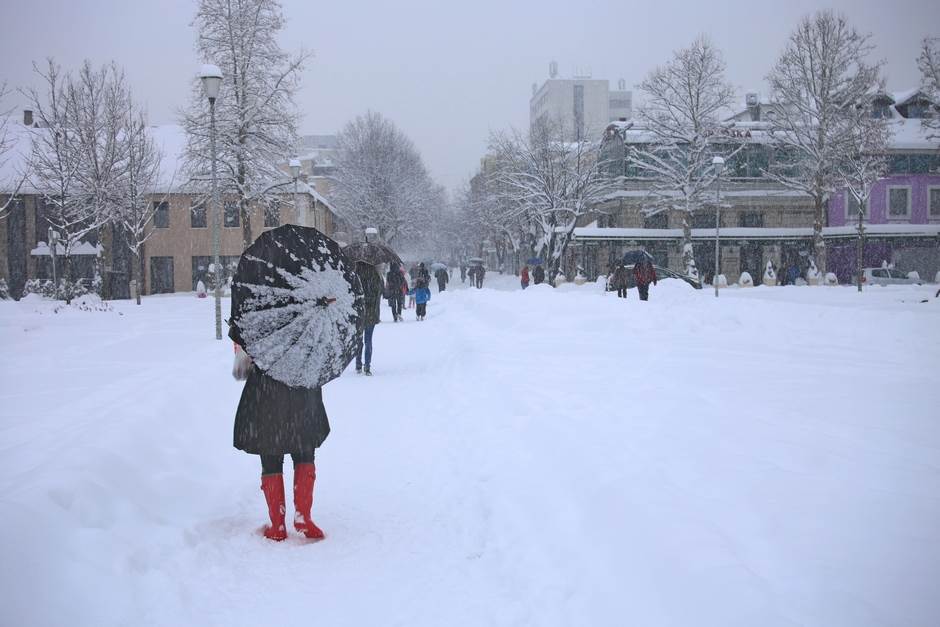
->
<box><xmin>573</xmin><ymin>224</ymin><xmax>940</xmax><ymax>241</ymax></box>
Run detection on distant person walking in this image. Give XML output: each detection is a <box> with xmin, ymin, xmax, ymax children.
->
<box><xmin>410</xmin><ymin>269</ymin><xmax>432</xmax><ymax>320</ymax></box>
<box><xmin>435</xmin><ymin>267</ymin><xmax>449</xmax><ymax>292</ymax></box>
<box><xmin>471</xmin><ymin>265</ymin><xmax>485</xmax><ymax>288</ymax></box>
<box><xmin>386</xmin><ymin>264</ymin><xmax>406</xmax><ymax>322</ymax></box>
<box><xmin>520</xmin><ymin>265</ymin><xmax>530</xmax><ymax>290</ymax></box>
<box><xmin>633</xmin><ymin>259</ymin><xmax>657</xmax><ymax>301</ymax></box>
<box><xmin>611</xmin><ymin>263</ymin><xmax>629</xmax><ymax>298</ymax></box>
<box><xmin>460</xmin><ymin>263</ymin><xmax>467</xmax><ymax>284</ymax></box>
<box><xmin>532</xmin><ymin>265</ymin><xmax>545</xmax><ymax>285</ymax></box>
<box><xmin>355</xmin><ymin>261</ymin><xmax>384</xmax><ymax>375</ymax></box>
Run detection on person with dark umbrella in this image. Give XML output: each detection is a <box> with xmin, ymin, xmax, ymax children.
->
<box><xmin>386</xmin><ymin>263</ymin><xmax>406</xmax><ymax>322</ymax></box>
<box><xmin>354</xmin><ymin>261</ymin><xmax>384</xmax><ymax>375</ymax></box>
<box><xmin>228</xmin><ymin>225</ymin><xmax>363</xmax><ymax>543</ymax></box>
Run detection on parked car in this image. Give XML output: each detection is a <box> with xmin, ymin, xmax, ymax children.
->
<box><xmin>861</xmin><ymin>268</ymin><xmax>921</xmax><ymax>286</ymax></box>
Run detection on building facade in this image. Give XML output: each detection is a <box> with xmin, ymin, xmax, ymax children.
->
<box><xmin>568</xmin><ymin>90</ymin><xmax>940</xmax><ymax>285</ymax></box>
<box><xmin>0</xmin><ymin>121</ymin><xmax>339</xmax><ymax>299</ymax></box>
<box><xmin>530</xmin><ymin>63</ymin><xmax>633</xmax><ymax>141</ymax></box>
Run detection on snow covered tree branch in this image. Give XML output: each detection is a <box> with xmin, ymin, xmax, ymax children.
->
<box><xmin>182</xmin><ymin>0</ymin><xmax>310</xmax><ymax>251</ymax></box>
<box><xmin>0</xmin><ymin>82</ymin><xmax>27</xmax><ymax>221</ymax></box>
<box><xmin>765</xmin><ymin>10</ymin><xmax>883</xmax><ymax>274</ymax></box>
<box><xmin>918</xmin><ymin>37</ymin><xmax>940</xmax><ymax>139</ymax></box>
<box><xmin>628</xmin><ymin>36</ymin><xmax>742</xmax><ymax>279</ymax></box>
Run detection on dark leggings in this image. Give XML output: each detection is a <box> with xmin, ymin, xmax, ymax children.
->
<box><xmin>261</xmin><ymin>451</ymin><xmax>315</xmax><ymax>475</ymax></box>
<box><xmin>617</xmin><ymin>287</ymin><xmax>627</xmax><ymax>298</ymax></box>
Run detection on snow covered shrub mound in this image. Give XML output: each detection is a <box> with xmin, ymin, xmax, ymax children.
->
<box><xmin>763</xmin><ymin>261</ymin><xmax>777</xmax><ymax>286</ymax></box>
<box><xmin>0</xmin><ymin>278</ymin><xmax>10</xmax><ymax>300</ymax></box>
<box><xmin>806</xmin><ymin>259</ymin><xmax>821</xmax><ymax>285</ymax></box>
<box><xmin>907</xmin><ymin>271</ymin><xmax>920</xmax><ymax>282</ymax></box>
<box><xmin>824</xmin><ymin>272</ymin><xmax>839</xmax><ymax>286</ymax></box>
<box><xmin>52</xmin><ymin>294</ymin><xmax>114</xmax><ymax>313</ymax></box>
<box><xmin>195</xmin><ymin>280</ymin><xmax>207</xmax><ymax>298</ymax></box>
<box><xmin>714</xmin><ymin>274</ymin><xmax>728</xmax><ymax>288</ymax></box>
<box><xmin>738</xmin><ymin>272</ymin><xmax>754</xmax><ymax>287</ymax></box>
<box><xmin>553</xmin><ymin>273</ymin><xmax>566</xmax><ymax>287</ymax></box>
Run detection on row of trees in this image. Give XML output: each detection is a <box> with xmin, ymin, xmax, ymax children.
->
<box><xmin>1</xmin><ymin>0</ymin><xmax>309</xmax><ymax>303</ymax></box>
<box><xmin>456</xmin><ymin>12</ymin><xmax>939</xmax><ymax>282</ymax></box>
<box><xmin>20</xmin><ymin>60</ymin><xmax>163</xmax><ymax>304</ymax></box>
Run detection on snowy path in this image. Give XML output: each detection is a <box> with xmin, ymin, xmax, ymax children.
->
<box><xmin>1</xmin><ymin>280</ymin><xmax>939</xmax><ymax>626</ymax></box>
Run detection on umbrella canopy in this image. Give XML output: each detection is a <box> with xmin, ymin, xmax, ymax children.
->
<box><xmin>431</xmin><ymin>262</ymin><xmax>448</xmax><ymax>271</ymax></box>
<box><xmin>527</xmin><ymin>257</ymin><xmax>543</xmax><ymax>265</ymax></box>
<box><xmin>468</xmin><ymin>257</ymin><xmax>484</xmax><ymax>265</ymax></box>
<box><xmin>229</xmin><ymin>225</ymin><xmax>364</xmax><ymax>389</ymax></box>
<box><xmin>342</xmin><ymin>241</ymin><xmax>402</xmax><ymax>267</ymax></box>
<box><xmin>622</xmin><ymin>250</ymin><xmax>654</xmax><ymax>266</ymax></box>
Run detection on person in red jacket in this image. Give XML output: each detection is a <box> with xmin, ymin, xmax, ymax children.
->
<box><xmin>520</xmin><ymin>265</ymin><xmax>530</xmax><ymax>289</ymax></box>
<box><xmin>633</xmin><ymin>259</ymin><xmax>657</xmax><ymax>301</ymax></box>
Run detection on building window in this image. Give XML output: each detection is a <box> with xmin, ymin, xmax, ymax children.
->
<box><xmin>691</xmin><ymin>210</ymin><xmax>717</xmax><ymax>229</ymax></box>
<box><xmin>929</xmin><ymin>187</ymin><xmax>940</xmax><ymax>219</ymax></box>
<box><xmin>845</xmin><ymin>192</ymin><xmax>869</xmax><ymax>220</ymax></box>
<box><xmin>192</xmin><ymin>255</ymin><xmax>240</xmax><ymax>290</ymax></box>
<box><xmin>643</xmin><ymin>212</ymin><xmax>668</xmax><ymax>229</ymax></box>
<box><xmin>35</xmin><ymin>197</ymin><xmax>50</xmax><ymax>244</ymax></box>
<box><xmin>264</xmin><ymin>200</ymin><xmax>280</xmax><ymax>228</ymax></box>
<box><xmin>190</xmin><ymin>200</ymin><xmax>207</xmax><ymax>228</ymax></box>
<box><xmin>737</xmin><ymin>212</ymin><xmax>764</xmax><ymax>228</ymax></box>
<box><xmin>153</xmin><ymin>201</ymin><xmax>170</xmax><ymax>228</ymax></box>
<box><xmin>224</xmin><ymin>201</ymin><xmax>240</xmax><ymax>228</ymax></box>
<box><xmin>887</xmin><ymin>187</ymin><xmax>911</xmax><ymax>219</ymax></box>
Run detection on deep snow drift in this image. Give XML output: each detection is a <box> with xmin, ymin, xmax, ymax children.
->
<box><xmin>1</xmin><ymin>278</ymin><xmax>938</xmax><ymax>626</ymax></box>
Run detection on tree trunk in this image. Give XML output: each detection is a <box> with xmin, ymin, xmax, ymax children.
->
<box><xmin>240</xmin><ymin>197</ymin><xmax>252</xmax><ymax>251</ymax></box>
<box><xmin>856</xmin><ymin>209</ymin><xmax>864</xmax><ymax>293</ymax></box>
<box><xmin>63</xmin><ymin>255</ymin><xmax>73</xmax><ymax>305</ymax></box>
<box><xmin>133</xmin><ymin>250</ymin><xmax>142</xmax><ymax>305</ymax></box>
<box><xmin>813</xmin><ymin>194</ymin><xmax>827</xmax><ymax>275</ymax></box>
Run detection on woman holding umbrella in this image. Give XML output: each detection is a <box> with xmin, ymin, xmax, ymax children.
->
<box><xmin>354</xmin><ymin>261</ymin><xmax>384</xmax><ymax>375</ymax></box>
<box><xmin>229</xmin><ymin>225</ymin><xmax>363</xmax><ymax>542</ymax></box>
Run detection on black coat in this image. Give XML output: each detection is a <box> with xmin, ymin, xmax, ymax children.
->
<box><xmin>533</xmin><ymin>266</ymin><xmax>545</xmax><ymax>284</ymax></box>
<box><xmin>386</xmin><ymin>268</ymin><xmax>406</xmax><ymax>296</ymax></box>
<box><xmin>233</xmin><ymin>367</ymin><xmax>330</xmax><ymax>456</ymax></box>
<box><xmin>356</xmin><ymin>263</ymin><xmax>384</xmax><ymax>327</ymax></box>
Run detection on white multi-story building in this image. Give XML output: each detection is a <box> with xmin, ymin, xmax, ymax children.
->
<box><xmin>529</xmin><ymin>62</ymin><xmax>632</xmax><ymax>141</ymax></box>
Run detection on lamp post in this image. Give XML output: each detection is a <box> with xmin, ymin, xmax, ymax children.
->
<box><xmin>48</xmin><ymin>227</ymin><xmax>59</xmax><ymax>290</ymax></box>
<box><xmin>712</xmin><ymin>156</ymin><xmax>725</xmax><ymax>298</ymax></box>
<box><xmin>199</xmin><ymin>64</ymin><xmax>223</xmax><ymax>339</ymax></box>
<box><xmin>365</xmin><ymin>227</ymin><xmax>378</xmax><ymax>243</ymax></box>
<box><xmin>289</xmin><ymin>159</ymin><xmax>302</xmax><ymax>226</ymax></box>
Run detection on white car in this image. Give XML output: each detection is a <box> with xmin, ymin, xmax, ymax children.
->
<box><xmin>861</xmin><ymin>268</ymin><xmax>920</xmax><ymax>286</ymax></box>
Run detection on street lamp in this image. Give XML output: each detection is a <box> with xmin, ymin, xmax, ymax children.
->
<box><xmin>365</xmin><ymin>227</ymin><xmax>378</xmax><ymax>243</ymax></box>
<box><xmin>199</xmin><ymin>63</ymin><xmax>223</xmax><ymax>340</ymax></box>
<box><xmin>712</xmin><ymin>156</ymin><xmax>725</xmax><ymax>298</ymax></box>
<box><xmin>289</xmin><ymin>159</ymin><xmax>302</xmax><ymax>226</ymax></box>
<box><xmin>47</xmin><ymin>227</ymin><xmax>59</xmax><ymax>289</ymax></box>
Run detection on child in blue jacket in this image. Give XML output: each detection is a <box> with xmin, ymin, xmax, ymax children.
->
<box><xmin>408</xmin><ymin>280</ymin><xmax>432</xmax><ymax>321</ymax></box>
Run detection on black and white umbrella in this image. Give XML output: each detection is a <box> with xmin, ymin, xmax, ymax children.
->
<box><xmin>229</xmin><ymin>225</ymin><xmax>363</xmax><ymax>389</ymax></box>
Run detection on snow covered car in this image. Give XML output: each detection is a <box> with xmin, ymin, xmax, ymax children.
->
<box><xmin>861</xmin><ymin>268</ymin><xmax>921</xmax><ymax>286</ymax></box>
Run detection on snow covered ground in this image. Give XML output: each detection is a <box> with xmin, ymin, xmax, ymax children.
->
<box><xmin>1</xmin><ymin>277</ymin><xmax>939</xmax><ymax>627</ymax></box>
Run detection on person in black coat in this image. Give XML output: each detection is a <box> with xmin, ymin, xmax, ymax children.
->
<box><xmin>386</xmin><ymin>264</ymin><xmax>406</xmax><ymax>322</ymax></box>
<box><xmin>532</xmin><ymin>265</ymin><xmax>545</xmax><ymax>285</ymax></box>
<box><xmin>355</xmin><ymin>261</ymin><xmax>384</xmax><ymax>375</ymax></box>
<box><xmin>229</xmin><ymin>324</ymin><xmax>330</xmax><ymax>542</ymax></box>
<box><xmin>435</xmin><ymin>267</ymin><xmax>449</xmax><ymax>292</ymax></box>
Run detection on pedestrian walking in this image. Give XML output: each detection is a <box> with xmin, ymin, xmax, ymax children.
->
<box><xmin>386</xmin><ymin>263</ymin><xmax>406</xmax><ymax>322</ymax></box>
<box><xmin>611</xmin><ymin>263</ymin><xmax>629</xmax><ymax>298</ymax></box>
<box><xmin>355</xmin><ymin>261</ymin><xmax>384</xmax><ymax>375</ymax></box>
<box><xmin>520</xmin><ymin>265</ymin><xmax>530</xmax><ymax>290</ymax></box>
<box><xmin>435</xmin><ymin>267</ymin><xmax>449</xmax><ymax>292</ymax></box>
<box><xmin>532</xmin><ymin>265</ymin><xmax>545</xmax><ymax>285</ymax></box>
<box><xmin>410</xmin><ymin>272</ymin><xmax>432</xmax><ymax>320</ymax></box>
<box><xmin>460</xmin><ymin>263</ymin><xmax>467</xmax><ymax>284</ymax></box>
<box><xmin>633</xmin><ymin>259</ymin><xmax>657</xmax><ymax>301</ymax></box>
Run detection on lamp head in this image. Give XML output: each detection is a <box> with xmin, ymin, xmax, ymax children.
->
<box><xmin>198</xmin><ymin>64</ymin><xmax>223</xmax><ymax>100</ymax></box>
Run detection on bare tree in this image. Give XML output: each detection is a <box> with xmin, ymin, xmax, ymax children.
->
<box><xmin>838</xmin><ymin>95</ymin><xmax>890</xmax><ymax>292</ymax></box>
<box><xmin>918</xmin><ymin>37</ymin><xmax>940</xmax><ymax>139</ymax></box>
<box><xmin>628</xmin><ymin>37</ymin><xmax>741</xmax><ymax>279</ymax></box>
<box><xmin>332</xmin><ymin>111</ymin><xmax>440</xmax><ymax>245</ymax></box>
<box><xmin>182</xmin><ymin>0</ymin><xmax>310</xmax><ymax>250</ymax></box>
<box><xmin>116</xmin><ymin>103</ymin><xmax>164</xmax><ymax>305</ymax></box>
<box><xmin>765</xmin><ymin>10</ymin><xmax>883</xmax><ymax>274</ymax></box>
<box><xmin>488</xmin><ymin>119</ymin><xmax>616</xmax><ymax>281</ymax></box>
<box><xmin>0</xmin><ymin>82</ymin><xmax>27</xmax><ymax>220</ymax></box>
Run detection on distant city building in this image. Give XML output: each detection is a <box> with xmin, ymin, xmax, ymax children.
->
<box><xmin>529</xmin><ymin>63</ymin><xmax>633</xmax><ymax>141</ymax></box>
<box><xmin>293</xmin><ymin>134</ymin><xmax>339</xmax><ymax>199</ymax></box>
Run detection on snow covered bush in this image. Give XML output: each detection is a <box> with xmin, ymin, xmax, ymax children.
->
<box><xmin>23</xmin><ymin>279</ymin><xmax>90</xmax><ymax>301</ymax></box>
<box><xmin>714</xmin><ymin>274</ymin><xmax>728</xmax><ymax>288</ymax></box>
<box><xmin>935</xmin><ymin>270</ymin><xmax>940</xmax><ymax>284</ymax></box>
<box><xmin>907</xmin><ymin>271</ymin><xmax>920</xmax><ymax>282</ymax></box>
<box><xmin>763</xmin><ymin>261</ymin><xmax>777</xmax><ymax>286</ymax></box>
<box><xmin>0</xmin><ymin>278</ymin><xmax>10</xmax><ymax>300</ymax></box>
<box><xmin>553</xmin><ymin>273</ymin><xmax>566</xmax><ymax>287</ymax></box>
<box><xmin>806</xmin><ymin>259</ymin><xmax>821</xmax><ymax>285</ymax></box>
<box><xmin>824</xmin><ymin>272</ymin><xmax>839</xmax><ymax>286</ymax></box>
<box><xmin>196</xmin><ymin>280</ymin><xmax>207</xmax><ymax>298</ymax></box>
<box><xmin>738</xmin><ymin>272</ymin><xmax>754</xmax><ymax>287</ymax></box>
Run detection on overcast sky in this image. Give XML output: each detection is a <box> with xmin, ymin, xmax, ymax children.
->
<box><xmin>1</xmin><ymin>0</ymin><xmax>937</xmax><ymax>190</ymax></box>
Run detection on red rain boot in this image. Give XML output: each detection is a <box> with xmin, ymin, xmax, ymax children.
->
<box><xmin>293</xmin><ymin>463</ymin><xmax>325</xmax><ymax>540</ymax></box>
<box><xmin>260</xmin><ymin>473</ymin><xmax>288</xmax><ymax>541</ymax></box>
